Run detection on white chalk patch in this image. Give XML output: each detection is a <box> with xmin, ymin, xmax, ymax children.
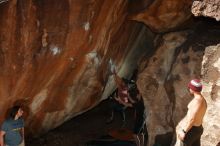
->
<box><xmin>50</xmin><ymin>46</ymin><xmax>61</xmax><ymax>55</ymax></box>
<box><xmin>86</xmin><ymin>52</ymin><xmax>101</xmax><ymax>67</ymax></box>
<box><xmin>87</xmin><ymin>52</ymin><xmax>97</xmax><ymax>59</ymax></box>
<box><xmin>109</xmin><ymin>58</ymin><xmax>117</xmax><ymax>73</ymax></box>
<box><xmin>42</xmin><ymin>29</ymin><xmax>48</xmax><ymax>47</ymax></box>
<box><xmin>84</xmin><ymin>22</ymin><xmax>90</xmax><ymax>31</ymax></box>
<box><xmin>0</xmin><ymin>0</ymin><xmax>8</xmax><ymax>4</ymax></box>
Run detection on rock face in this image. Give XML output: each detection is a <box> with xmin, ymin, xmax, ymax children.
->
<box><xmin>137</xmin><ymin>23</ymin><xmax>220</xmax><ymax>146</ymax></box>
<box><xmin>1</xmin><ymin>0</ymin><xmax>220</xmax><ymax>146</ymax></box>
<box><xmin>201</xmin><ymin>45</ymin><xmax>220</xmax><ymax>146</ymax></box>
<box><xmin>192</xmin><ymin>0</ymin><xmax>220</xmax><ymax>21</ymax></box>
<box><xmin>137</xmin><ymin>31</ymin><xmax>189</xmax><ymax>146</ymax></box>
<box><xmin>0</xmin><ymin>0</ymin><xmax>152</xmax><ymax>135</ymax></box>
<box><xmin>129</xmin><ymin>0</ymin><xmax>192</xmax><ymax>32</ymax></box>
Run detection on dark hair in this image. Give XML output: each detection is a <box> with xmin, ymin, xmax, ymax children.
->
<box><xmin>128</xmin><ymin>86</ymin><xmax>139</xmax><ymax>98</ymax></box>
<box><xmin>8</xmin><ymin>106</ymin><xmax>21</xmax><ymax>119</ymax></box>
<box><xmin>122</xmin><ymin>78</ymin><xmax>129</xmax><ymax>84</ymax></box>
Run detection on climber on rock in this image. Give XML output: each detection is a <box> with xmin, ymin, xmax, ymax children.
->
<box><xmin>106</xmin><ymin>67</ymin><xmax>133</xmax><ymax>126</ymax></box>
<box><xmin>128</xmin><ymin>81</ymin><xmax>146</xmax><ymax>146</ymax></box>
<box><xmin>175</xmin><ymin>79</ymin><xmax>207</xmax><ymax>146</ymax></box>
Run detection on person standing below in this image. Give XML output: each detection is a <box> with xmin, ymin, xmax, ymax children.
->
<box><xmin>176</xmin><ymin>79</ymin><xmax>207</xmax><ymax>146</ymax></box>
<box><xmin>0</xmin><ymin>106</ymin><xmax>25</xmax><ymax>146</ymax></box>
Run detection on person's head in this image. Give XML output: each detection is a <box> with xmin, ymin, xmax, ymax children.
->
<box><xmin>122</xmin><ymin>78</ymin><xmax>129</xmax><ymax>86</ymax></box>
<box><xmin>9</xmin><ymin>105</ymin><xmax>23</xmax><ymax>120</ymax></box>
<box><xmin>188</xmin><ymin>79</ymin><xmax>202</xmax><ymax>94</ymax></box>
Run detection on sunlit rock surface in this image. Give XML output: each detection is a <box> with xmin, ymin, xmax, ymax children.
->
<box><xmin>201</xmin><ymin>45</ymin><xmax>220</xmax><ymax>146</ymax></box>
<box><xmin>192</xmin><ymin>0</ymin><xmax>220</xmax><ymax>21</ymax></box>
<box><xmin>0</xmin><ymin>0</ymin><xmax>151</xmax><ymax>135</ymax></box>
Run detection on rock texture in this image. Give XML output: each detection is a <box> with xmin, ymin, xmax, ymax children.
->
<box><xmin>201</xmin><ymin>45</ymin><xmax>220</xmax><ymax>146</ymax></box>
<box><xmin>192</xmin><ymin>0</ymin><xmax>220</xmax><ymax>21</ymax></box>
<box><xmin>129</xmin><ymin>0</ymin><xmax>193</xmax><ymax>32</ymax></box>
<box><xmin>0</xmin><ymin>0</ymin><xmax>151</xmax><ymax>136</ymax></box>
<box><xmin>137</xmin><ymin>22</ymin><xmax>220</xmax><ymax>146</ymax></box>
<box><xmin>137</xmin><ymin>31</ymin><xmax>188</xmax><ymax>146</ymax></box>
<box><xmin>1</xmin><ymin>0</ymin><xmax>220</xmax><ymax>146</ymax></box>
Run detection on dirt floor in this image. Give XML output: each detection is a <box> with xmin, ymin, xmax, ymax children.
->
<box><xmin>26</xmin><ymin>99</ymin><xmax>144</xmax><ymax>146</ymax></box>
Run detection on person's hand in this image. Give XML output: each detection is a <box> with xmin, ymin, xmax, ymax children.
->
<box><xmin>177</xmin><ymin>130</ymin><xmax>186</xmax><ymax>141</ymax></box>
